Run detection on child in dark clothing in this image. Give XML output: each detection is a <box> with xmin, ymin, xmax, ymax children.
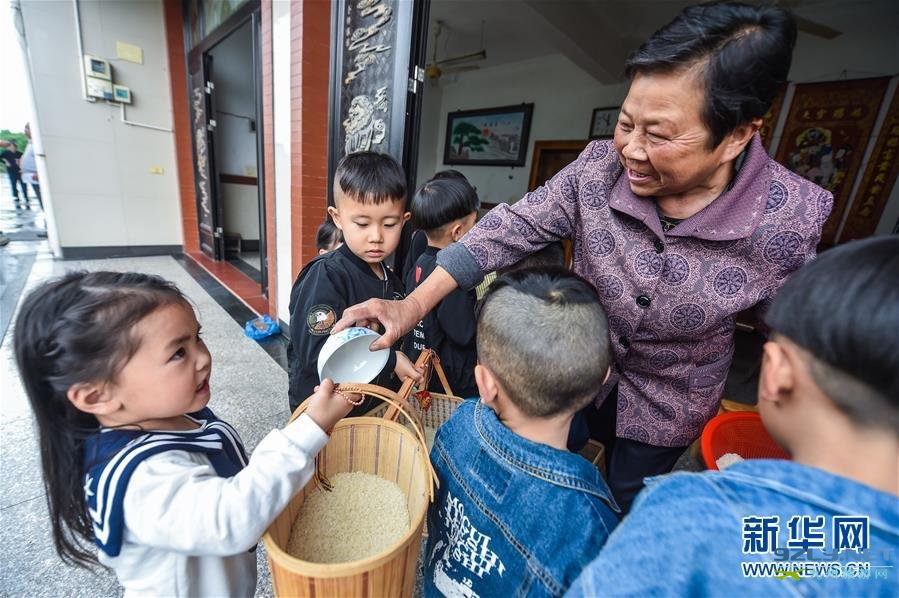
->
<box><xmin>315</xmin><ymin>219</ymin><xmax>342</xmax><ymax>254</ymax></box>
<box><xmin>288</xmin><ymin>152</ymin><xmax>422</xmax><ymax>412</ymax></box>
<box><xmin>404</xmin><ymin>176</ymin><xmax>480</xmax><ymax>397</ymax></box>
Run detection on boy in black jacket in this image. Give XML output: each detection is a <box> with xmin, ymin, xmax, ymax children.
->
<box><xmin>288</xmin><ymin>152</ymin><xmax>421</xmax><ymax>412</ymax></box>
<box><xmin>404</xmin><ymin>176</ymin><xmax>480</xmax><ymax>397</ymax></box>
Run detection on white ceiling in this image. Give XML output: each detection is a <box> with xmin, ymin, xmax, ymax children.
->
<box><xmin>426</xmin><ymin>0</ymin><xmax>899</xmax><ymax>83</ymax></box>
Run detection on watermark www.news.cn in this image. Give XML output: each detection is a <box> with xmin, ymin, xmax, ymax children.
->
<box><xmin>740</xmin><ymin>515</ymin><xmax>893</xmax><ymax>581</ymax></box>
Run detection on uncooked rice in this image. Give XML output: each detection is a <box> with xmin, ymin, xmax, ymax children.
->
<box><xmin>287</xmin><ymin>471</ymin><xmax>410</xmax><ymax>563</ymax></box>
<box><xmin>716</xmin><ymin>452</ymin><xmax>744</xmax><ymax>469</ymax></box>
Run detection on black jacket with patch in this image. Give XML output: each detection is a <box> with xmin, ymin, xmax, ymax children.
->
<box><xmin>403</xmin><ymin>246</ymin><xmax>478</xmax><ymax>398</ymax></box>
<box><xmin>288</xmin><ymin>243</ymin><xmax>404</xmax><ymax>412</ymax></box>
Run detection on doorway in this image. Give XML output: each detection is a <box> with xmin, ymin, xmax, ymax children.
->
<box><xmin>207</xmin><ymin>19</ymin><xmax>266</xmax><ymax>288</ymax></box>
<box><xmin>186</xmin><ymin>2</ymin><xmax>267</xmax><ymax>298</ymax></box>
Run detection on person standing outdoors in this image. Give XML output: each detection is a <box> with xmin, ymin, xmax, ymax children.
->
<box><xmin>1</xmin><ymin>140</ymin><xmax>28</xmax><ymax>208</ymax></box>
<box><xmin>19</xmin><ymin>122</ymin><xmax>42</xmax><ymax>211</ymax></box>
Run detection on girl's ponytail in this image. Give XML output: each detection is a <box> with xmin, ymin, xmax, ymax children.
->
<box><xmin>13</xmin><ymin>271</ymin><xmax>185</xmax><ymax>567</ymax></box>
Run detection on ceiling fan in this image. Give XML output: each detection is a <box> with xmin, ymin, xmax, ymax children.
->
<box><xmin>425</xmin><ymin>20</ymin><xmax>488</xmax><ymax>82</ymax></box>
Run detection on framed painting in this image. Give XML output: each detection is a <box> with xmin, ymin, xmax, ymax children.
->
<box><xmin>773</xmin><ymin>77</ymin><xmax>890</xmax><ymax>245</ymax></box>
<box><xmin>444</xmin><ymin>104</ymin><xmax>534</xmax><ymax>167</ymax></box>
<box><xmin>837</xmin><ymin>87</ymin><xmax>899</xmax><ymax>243</ymax></box>
<box><xmin>589</xmin><ymin>106</ymin><xmax>619</xmax><ymax>139</ymax></box>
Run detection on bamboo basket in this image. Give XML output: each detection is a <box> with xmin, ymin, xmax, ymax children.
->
<box><xmin>263</xmin><ymin>384</ymin><xmax>437</xmax><ymax>597</ymax></box>
<box><xmin>370</xmin><ymin>350</ymin><xmax>464</xmax><ymax>443</ymax></box>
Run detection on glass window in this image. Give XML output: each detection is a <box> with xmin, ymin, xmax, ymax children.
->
<box><xmin>203</xmin><ymin>0</ymin><xmax>249</xmax><ymax>36</ymax></box>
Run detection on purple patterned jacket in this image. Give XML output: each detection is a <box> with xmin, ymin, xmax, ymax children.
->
<box><xmin>437</xmin><ymin>134</ymin><xmax>833</xmax><ymax>447</ymax></box>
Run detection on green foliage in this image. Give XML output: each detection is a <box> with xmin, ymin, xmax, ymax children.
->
<box><xmin>452</xmin><ymin>121</ymin><xmax>488</xmax><ymax>155</ymax></box>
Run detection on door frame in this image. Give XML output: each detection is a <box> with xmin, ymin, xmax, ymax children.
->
<box><xmin>183</xmin><ymin>0</ymin><xmax>268</xmax><ymax>296</ymax></box>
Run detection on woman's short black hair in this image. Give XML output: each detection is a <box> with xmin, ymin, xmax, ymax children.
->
<box><xmin>625</xmin><ymin>1</ymin><xmax>797</xmax><ymax>148</ymax></box>
<box><xmin>765</xmin><ymin>236</ymin><xmax>899</xmax><ymax>430</ymax></box>
<box><xmin>411</xmin><ymin>177</ymin><xmax>480</xmax><ymax>233</ymax></box>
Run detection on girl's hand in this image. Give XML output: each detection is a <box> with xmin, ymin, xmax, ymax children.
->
<box><xmin>394</xmin><ymin>351</ymin><xmax>424</xmax><ymax>385</ymax></box>
<box><xmin>304</xmin><ymin>378</ymin><xmax>354</xmax><ymax>432</ymax></box>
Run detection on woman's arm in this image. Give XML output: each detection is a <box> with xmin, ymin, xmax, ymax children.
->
<box><xmin>335</xmin><ymin>141</ymin><xmax>611</xmax><ymax>350</ymax></box>
<box><xmin>333</xmin><ymin>266</ymin><xmax>460</xmax><ymax>350</ymax></box>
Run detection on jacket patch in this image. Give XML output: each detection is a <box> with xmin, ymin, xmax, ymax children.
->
<box><xmin>307</xmin><ymin>304</ymin><xmax>337</xmax><ymax>335</ymax></box>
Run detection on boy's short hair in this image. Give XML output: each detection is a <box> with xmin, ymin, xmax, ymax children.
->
<box><xmin>430</xmin><ymin>169</ymin><xmax>467</xmax><ymax>182</ymax></box>
<box><xmin>765</xmin><ymin>236</ymin><xmax>899</xmax><ymax>431</ymax></box>
<box><xmin>496</xmin><ymin>242</ymin><xmax>566</xmax><ymax>277</ymax></box>
<box><xmin>315</xmin><ymin>219</ymin><xmax>341</xmax><ymax>252</ymax></box>
<box><xmin>334</xmin><ymin>151</ymin><xmax>406</xmax><ymax>205</ymax></box>
<box><xmin>411</xmin><ymin>177</ymin><xmax>480</xmax><ymax>233</ymax></box>
<box><xmin>477</xmin><ymin>267</ymin><xmax>610</xmax><ymax>417</ymax></box>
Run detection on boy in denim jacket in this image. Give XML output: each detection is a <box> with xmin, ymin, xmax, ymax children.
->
<box><xmin>568</xmin><ymin>236</ymin><xmax>898</xmax><ymax>597</ymax></box>
<box><xmin>424</xmin><ymin>267</ymin><xmax>620</xmax><ymax>597</ymax></box>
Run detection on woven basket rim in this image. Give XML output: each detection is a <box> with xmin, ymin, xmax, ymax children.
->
<box><xmin>262</xmin><ymin>417</ymin><xmax>429</xmax><ymax>577</ymax></box>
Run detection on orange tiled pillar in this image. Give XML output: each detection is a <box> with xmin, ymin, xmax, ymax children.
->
<box><xmin>162</xmin><ymin>0</ymin><xmax>199</xmax><ymax>254</ymax></box>
<box><xmin>290</xmin><ymin>0</ymin><xmax>332</xmax><ymax>278</ymax></box>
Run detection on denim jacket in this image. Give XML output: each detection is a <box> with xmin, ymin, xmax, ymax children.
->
<box><xmin>424</xmin><ymin>399</ymin><xmax>619</xmax><ymax>597</ymax></box>
<box><xmin>567</xmin><ymin>459</ymin><xmax>899</xmax><ymax>597</ymax></box>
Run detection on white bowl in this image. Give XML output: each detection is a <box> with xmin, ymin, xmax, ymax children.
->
<box><xmin>317</xmin><ymin>327</ymin><xmax>391</xmax><ymax>384</ymax></box>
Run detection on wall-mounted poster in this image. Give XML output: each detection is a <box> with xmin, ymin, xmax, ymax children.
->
<box><xmin>838</xmin><ymin>86</ymin><xmax>899</xmax><ymax>243</ymax></box>
<box><xmin>774</xmin><ymin>77</ymin><xmax>889</xmax><ymax>245</ymax></box>
<box><xmin>759</xmin><ymin>85</ymin><xmax>786</xmax><ymax>151</ymax></box>
<box><xmin>444</xmin><ymin>104</ymin><xmax>534</xmax><ymax>167</ymax></box>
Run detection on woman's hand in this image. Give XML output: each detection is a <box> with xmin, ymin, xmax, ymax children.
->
<box><xmin>333</xmin><ymin>266</ymin><xmax>461</xmax><ymax>350</ymax></box>
<box><xmin>333</xmin><ymin>296</ymin><xmax>426</xmax><ymax>350</ymax></box>
<box><xmin>394</xmin><ymin>351</ymin><xmax>424</xmax><ymax>385</ymax></box>
<box><xmin>304</xmin><ymin>378</ymin><xmax>354</xmax><ymax>432</ymax></box>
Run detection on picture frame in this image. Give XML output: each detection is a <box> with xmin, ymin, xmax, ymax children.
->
<box><xmin>444</xmin><ymin>103</ymin><xmax>534</xmax><ymax>167</ymax></box>
<box><xmin>773</xmin><ymin>77</ymin><xmax>890</xmax><ymax>245</ymax></box>
<box><xmin>589</xmin><ymin>106</ymin><xmax>619</xmax><ymax>139</ymax></box>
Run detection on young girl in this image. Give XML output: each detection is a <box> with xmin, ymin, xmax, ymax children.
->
<box><xmin>14</xmin><ymin>270</ymin><xmax>352</xmax><ymax>596</ymax></box>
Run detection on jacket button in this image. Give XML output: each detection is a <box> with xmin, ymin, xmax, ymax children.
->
<box><xmin>636</xmin><ymin>294</ymin><xmax>652</xmax><ymax>308</ymax></box>
<box><xmin>619</xmin><ymin>336</ymin><xmax>630</xmax><ymax>348</ymax></box>
<box><xmin>653</xmin><ymin>238</ymin><xmax>664</xmax><ymax>253</ymax></box>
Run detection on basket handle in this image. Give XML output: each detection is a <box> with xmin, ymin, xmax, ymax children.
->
<box><xmin>289</xmin><ymin>383</ymin><xmax>438</xmax><ymax>501</ymax></box>
<box><xmin>390</xmin><ymin>349</ymin><xmax>455</xmax><ymax>420</ymax></box>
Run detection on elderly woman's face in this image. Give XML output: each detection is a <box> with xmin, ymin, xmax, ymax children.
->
<box><xmin>614</xmin><ymin>70</ymin><xmax>734</xmax><ymax>199</ymax></box>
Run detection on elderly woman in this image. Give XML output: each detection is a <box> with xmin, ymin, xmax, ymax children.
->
<box><xmin>336</xmin><ymin>2</ymin><xmax>832</xmax><ymax>512</ymax></box>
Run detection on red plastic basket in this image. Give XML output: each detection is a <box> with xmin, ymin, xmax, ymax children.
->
<box><xmin>701</xmin><ymin>411</ymin><xmax>790</xmax><ymax>470</ymax></box>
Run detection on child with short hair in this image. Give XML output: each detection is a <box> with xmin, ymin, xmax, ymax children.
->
<box><xmin>425</xmin><ymin>267</ymin><xmax>619</xmax><ymax>597</ymax></box>
<box><xmin>288</xmin><ymin>151</ymin><xmax>421</xmax><ymax>412</ymax></box>
<box><xmin>316</xmin><ymin>218</ymin><xmax>342</xmax><ymax>254</ymax></box>
<box><xmin>405</xmin><ymin>176</ymin><xmax>480</xmax><ymax>397</ymax></box>
<box><xmin>568</xmin><ymin>236</ymin><xmax>899</xmax><ymax>597</ymax></box>
<box><xmin>14</xmin><ymin>271</ymin><xmax>354</xmax><ymax>596</ymax></box>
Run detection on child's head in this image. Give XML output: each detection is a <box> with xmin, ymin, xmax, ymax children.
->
<box><xmin>328</xmin><ymin>152</ymin><xmax>410</xmax><ymax>268</ymax></box>
<box><xmin>13</xmin><ymin>271</ymin><xmax>207</xmax><ymax>566</ymax></box>
<box><xmin>411</xmin><ymin>177</ymin><xmax>480</xmax><ymax>246</ymax></box>
<box><xmin>475</xmin><ymin>267</ymin><xmax>611</xmax><ymax>419</ymax></box>
<box><xmin>496</xmin><ymin>242</ymin><xmax>567</xmax><ymax>277</ymax></box>
<box><xmin>316</xmin><ymin>218</ymin><xmax>343</xmax><ymax>254</ymax></box>
<box><xmin>759</xmin><ymin>236</ymin><xmax>899</xmax><ymax>451</ymax></box>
